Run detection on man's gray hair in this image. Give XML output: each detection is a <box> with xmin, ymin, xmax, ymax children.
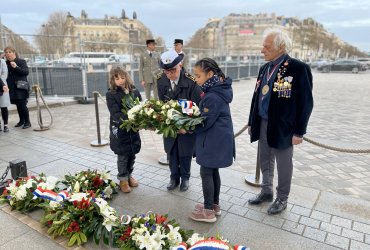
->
<box><xmin>263</xmin><ymin>28</ymin><xmax>292</xmax><ymax>53</ymax></box>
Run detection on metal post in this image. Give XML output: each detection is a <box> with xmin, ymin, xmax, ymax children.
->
<box><xmin>79</xmin><ymin>38</ymin><xmax>88</xmax><ymax>102</ymax></box>
<box><xmin>245</xmin><ymin>142</ymin><xmax>262</xmax><ymax>187</ymax></box>
<box><xmin>91</xmin><ymin>92</ymin><xmax>109</xmax><ymax>147</ymax></box>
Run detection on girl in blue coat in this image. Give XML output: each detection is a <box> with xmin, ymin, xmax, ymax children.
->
<box><xmin>188</xmin><ymin>58</ymin><xmax>235</xmax><ymax>223</ymax></box>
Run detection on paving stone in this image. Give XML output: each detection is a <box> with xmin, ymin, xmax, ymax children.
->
<box><xmin>277</xmin><ymin>211</ymin><xmax>301</xmax><ymax>223</ymax></box>
<box><xmin>311</xmin><ymin>210</ymin><xmax>332</xmax><ymax>223</ymax></box>
<box><xmin>303</xmin><ymin>227</ymin><xmax>327</xmax><ymax>242</ymax></box>
<box><xmin>219</xmin><ymin>192</ymin><xmax>232</xmax><ymax>202</ymax></box>
<box><xmin>341</xmin><ymin>228</ymin><xmax>365</xmax><ymax>242</ymax></box>
<box><xmin>332</xmin><ymin>216</ymin><xmax>353</xmax><ymax>229</ymax></box>
<box><xmin>282</xmin><ymin>220</ymin><xmax>305</xmax><ymax>235</ymax></box>
<box><xmin>325</xmin><ymin>233</ymin><xmax>350</xmax><ymax>249</ymax></box>
<box><xmin>228</xmin><ymin>204</ymin><xmax>249</xmax><ymax>217</ymax></box>
<box><xmin>350</xmin><ymin>240</ymin><xmax>370</xmax><ymax>250</ymax></box>
<box><xmin>299</xmin><ymin>216</ymin><xmax>321</xmax><ymax>228</ymax></box>
<box><xmin>245</xmin><ymin>209</ymin><xmax>266</xmax><ymax>222</ymax></box>
<box><xmin>353</xmin><ymin>222</ymin><xmax>370</xmax><ymax>235</ymax></box>
<box><xmin>229</xmin><ymin>196</ymin><xmax>247</xmax><ymax>206</ymax></box>
<box><xmin>226</xmin><ymin>188</ymin><xmax>245</xmax><ymax>198</ymax></box>
<box><xmin>291</xmin><ymin>205</ymin><xmax>311</xmax><ymax>217</ymax></box>
<box><xmin>262</xmin><ymin>216</ymin><xmax>285</xmax><ymax>228</ymax></box>
<box><xmin>320</xmin><ymin>222</ymin><xmax>342</xmax><ymax>235</ymax></box>
<box><xmin>366</xmin><ymin>234</ymin><xmax>370</xmax><ymax>244</ymax></box>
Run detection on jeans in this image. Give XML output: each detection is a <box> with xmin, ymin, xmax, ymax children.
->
<box><xmin>200</xmin><ymin>166</ymin><xmax>221</xmax><ymax>210</ymax></box>
<box><xmin>13</xmin><ymin>99</ymin><xmax>30</xmax><ymax>124</ymax></box>
<box><xmin>117</xmin><ymin>154</ymin><xmax>136</xmax><ymax>181</ymax></box>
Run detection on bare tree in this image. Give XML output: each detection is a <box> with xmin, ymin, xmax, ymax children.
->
<box><xmin>35</xmin><ymin>11</ymin><xmax>68</xmax><ymax>59</ymax></box>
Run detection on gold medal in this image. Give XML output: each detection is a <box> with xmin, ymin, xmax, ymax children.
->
<box><xmin>262</xmin><ymin>85</ymin><xmax>269</xmax><ymax>95</ymax></box>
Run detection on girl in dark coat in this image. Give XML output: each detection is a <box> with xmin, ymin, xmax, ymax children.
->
<box><xmin>106</xmin><ymin>68</ymin><xmax>142</xmax><ymax>193</ymax></box>
<box><xmin>188</xmin><ymin>58</ymin><xmax>235</xmax><ymax>223</ymax></box>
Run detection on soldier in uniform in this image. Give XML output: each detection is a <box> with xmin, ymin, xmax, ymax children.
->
<box><xmin>157</xmin><ymin>50</ymin><xmax>202</xmax><ymax>192</ymax></box>
<box><xmin>174</xmin><ymin>39</ymin><xmax>189</xmax><ymax>72</ymax></box>
<box><xmin>139</xmin><ymin>39</ymin><xmax>161</xmax><ymax>100</ymax></box>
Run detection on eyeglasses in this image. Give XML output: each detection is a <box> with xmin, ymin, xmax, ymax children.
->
<box><xmin>163</xmin><ymin>67</ymin><xmax>177</xmax><ymax>74</ymax></box>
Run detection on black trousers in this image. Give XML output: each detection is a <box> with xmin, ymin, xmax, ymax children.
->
<box><xmin>200</xmin><ymin>166</ymin><xmax>221</xmax><ymax>210</ymax></box>
<box><xmin>1</xmin><ymin>107</ymin><xmax>8</xmax><ymax>124</ymax></box>
<box><xmin>13</xmin><ymin>99</ymin><xmax>30</xmax><ymax>124</ymax></box>
<box><xmin>117</xmin><ymin>153</ymin><xmax>135</xmax><ymax>181</ymax></box>
<box><xmin>169</xmin><ymin>142</ymin><xmax>191</xmax><ymax>181</ymax></box>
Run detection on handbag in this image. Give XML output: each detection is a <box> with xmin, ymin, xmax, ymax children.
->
<box><xmin>16</xmin><ymin>80</ymin><xmax>29</xmax><ymax>90</ymax></box>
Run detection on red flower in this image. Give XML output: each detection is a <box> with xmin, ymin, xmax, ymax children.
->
<box><xmin>67</xmin><ymin>221</ymin><xmax>80</xmax><ymax>232</ymax></box>
<box><xmin>156</xmin><ymin>214</ymin><xmax>167</xmax><ymax>224</ymax></box>
<box><xmin>47</xmin><ymin>220</ymin><xmax>53</xmax><ymax>225</ymax></box>
<box><xmin>2</xmin><ymin>189</ymin><xmax>8</xmax><ymax>195</ymax></box>
<box><xmin>92</xmin><ymin>176</ymin><xmax>103</xmax><ymax>188</ymax></box>
<box><xmin>119</xmin><ymin>227</ymin><xmax>132</xmax><ymax>241</ymax></box>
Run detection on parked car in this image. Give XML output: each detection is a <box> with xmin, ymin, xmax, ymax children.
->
<box><xmin>317</xmin><ymin>60</ymin><xmax>367</xmax><ymax>73</ymax></box>
<box><xmin>356</xmin><ymin>58</ymin><xmax>370</xmax><ymax>70</ymax></box>
<box><xmin>310</xmin><ymin>59</ymin><xmax>329</xmax><ymax>69</ymax></box>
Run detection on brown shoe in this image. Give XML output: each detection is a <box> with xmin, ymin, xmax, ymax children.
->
<box><xmin>120</xmin><ymin>181</ymin><xmax>131</xmax><ymax>193</ymax></box>
<box><xmin>129</xmin><ymin>176</ymin><xmax>138</xmax><ymax>187</ymax></box>
<box><xmin>195</xmin><ymin>203</ymin><xmax>221</xmax><ymax>216</ymax></box>
<box><xmin>189</xmin><ymin>207</ymin><xmax>216</xmax><ymax>223</ymax></box>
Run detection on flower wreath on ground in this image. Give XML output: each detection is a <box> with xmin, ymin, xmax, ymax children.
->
<box><xmin>1</xmin><ymin>171</ymin><xmax>249</xmax><ymax>249</ymax></box>
<box><xmin>0</xmin><ymin>174</ymin><xmax>59</xmax><ymax>212</ymax></box>
<box><xmin>120</xmin><ymin>94</ymin><xmax>204</xmax><ymax>138</ymax></box>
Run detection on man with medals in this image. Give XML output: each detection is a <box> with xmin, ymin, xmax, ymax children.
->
<box><xmin>247</xmin><ymin>28</ymin><xmax>314</xmax><ymax>215</ymax></box>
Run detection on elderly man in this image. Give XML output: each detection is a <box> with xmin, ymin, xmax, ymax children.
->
<box><xmin>247</xmin><ymin>28</ymin><xmax>313</xmax><ymax>214</ymax></box>
<box><xmin>157</xmin><ymin>50</ymin><xmax>202</xmax><ymax>191</ymax></box>
<box><xmin>139</xmin><ymin>39</ymin><xmax>161</xmax><ymax>100</ymax></box>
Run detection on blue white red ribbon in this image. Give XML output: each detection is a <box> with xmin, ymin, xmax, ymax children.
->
<box><xmin>178</xmin><ymin>100</ymin><xmax>193</xmax><ymax>115</ymax></box>
<box><xmin>33</xmin><ymin>187</ymin><xmax>69</xmax><ymax>202</ymax></box>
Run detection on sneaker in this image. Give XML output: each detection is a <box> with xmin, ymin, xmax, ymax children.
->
<box><xmin>189</xmin><ymin>207</ymin><xmax>216</xmax><ymax>223</ymax></box>
<box><xmin>195</xmin><ymin>203</ymin><xmax>221</xmax><ymax>216</ymax></box>
<box><xmin>119</xmin><ymin>180</ymin><xmax>131</xmax><ymax>193</ymax></box>
<box><xmin>128</xmin><ymin>176</ymin><xmax>138</xmax><ymax>187</ymax></box>
<box><xmin>3</xmin><ymin>126</ymin><xmax>9</xmax><ymax>133</ymax></box>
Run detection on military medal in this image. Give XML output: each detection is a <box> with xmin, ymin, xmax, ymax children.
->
<box><xmin>262</xmin><ymin>85</ymin><xmax>269</xmax><ymax>95</ymax></box>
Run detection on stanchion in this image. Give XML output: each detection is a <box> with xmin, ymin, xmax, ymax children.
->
<box><xmin>32</xmin><ymin>85</ymin><xmax>53</xmax><ymax>131</ymax></box>
<box><xmin>245</xmin><ymin>143</ymin><xmax>262</xmax><ymax>187</ymax></box>
<box><xmin>91</xmin><ymin>92</ymin><xmax>109</xmax><ymax>147</ymax></box>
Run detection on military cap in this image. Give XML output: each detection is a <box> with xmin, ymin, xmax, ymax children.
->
<box><xmin>159</xmin><ymin>50</ymin><xmax>184</xmax><ymax>69</ymax></box>
<box><xmin>146</xmin><ymin>39</ymin><xmax>156</xmax><ymax>45</ymax></box>
<box><xmin>174</xmin><ymin>39</ymin><xmax>183</xmax><ymax>45</ymax></box>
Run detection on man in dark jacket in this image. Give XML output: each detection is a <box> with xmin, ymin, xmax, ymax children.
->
<box><xmin>157</xmin><ymin>50</ymin><xmax>202</xmax><ymax>191</ymax></box>
<box><xmin>247</xmin><ymin>28</ymin><xmax>313</xmax><ymax>215</ymax></box>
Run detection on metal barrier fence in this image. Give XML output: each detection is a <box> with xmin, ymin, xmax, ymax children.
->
<box><xmin>4</xmin><ymin>35</ymin><xmax>265</xmax><ymax>99</ymax></box>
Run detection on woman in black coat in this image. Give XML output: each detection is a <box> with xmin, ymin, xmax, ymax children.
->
<box><xmin>106</xmin><ymin>67</ymin><xmax>142</xmax><ymax>193</ymax></box>
<box><xmin>4</xmin><ymin>46</ymin><xmax>31</xmax><ymax>129</ymax></box>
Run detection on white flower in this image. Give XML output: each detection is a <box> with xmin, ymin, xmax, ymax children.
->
<box><xmin>167</xmin><ymin>109</ymin><xmax>175</xmax><ymax>120</ymax></box>
<box><xmin>171</xmin><ymin>102</ymin><xmax>177</xmax><ymax>108</ymax></box>
<box><xmin>103</xmin><ymin>186</ymin><xmax>113</xmax><ymax>198</ymax></box>
<box><xmin>128</xmin><ymin>104</ymin><xmax>142</xmax><ymax>120</ymax></box>
<box><xmin>49</xmin><ymin>201</ymin><xmax>60</xmax><ymax>209</ymax></box>
<box><xmin>73</xmin><ymin>181</ymin><xmax>80</xmax><ymax>192</ymax></box>
<box><xmin>94</xmin><ymin>198</ymin><xmax>118</xmax><ymax>231</ymax></box>
<box><xmin>192</xmin><ymin>104</ymin><xmax>200</xmax><ymax>116</ymax></box>
<box><xmin>15</xmin><ymin>186</ymin><xmax>28</xmax><ymax>200</ymax></box>
<box><xmin>69</xmin><ymin>192</ymin><xmax>87</xmax><ymax>202</ymax></box>
<box><xmin>42</xmin><ymin>176</ymin><xmax>59</xmax><ymax>190</ymax></box>
<box><xmin>166</xmin><ymin>224</ymin><xmax>182</xmax><ymax>246</ymax></box>
<box><xmin>186</xmin><ymin>233</ymin><xmax>205</xmax><ymax>246</ymax></box>
<box><xmin>136</xmin><ymin>231</ymin><xmax>162</xmax><ymax>250</ymax></box>
<box><xmin>98</xmin><ymin>171</ymin><xmax>111</xmax><ymax>181</ymax></box>
<box><xmin>153</xmin><ymin>114</ymin><xmax>157</xmax><ymax>119</ymax></box>
<box><xmin>7</xmin><ymin>181</ymin><xmax>18</xmax><ymax>193</ymax></box>
<box><xmin>165</xmin><ymin>119</ymin><xmax>171</xmax><ymax>125</ymax></box>
<box><xmin>80</xmin><ymin>176</ymin><xmax>86</xmax><ymax>181</ymax></box>
<box><xmin>24</xmin><ymin>179</ymin><xmax>35</xmax><ymax>189</ymax></box>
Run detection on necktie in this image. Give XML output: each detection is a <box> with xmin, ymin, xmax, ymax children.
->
<box><xmin>149</xmin><ymin>52</ymin><xmax>152</xmax><ymax>58</ymax></box>
<box><xmin>171</xmin><ymin>81</ymin><xmax>176</xmax><ymax>91</ymax></box>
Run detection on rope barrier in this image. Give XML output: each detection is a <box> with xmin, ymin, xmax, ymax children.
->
<box><xmin>232</xmin><ymin>124</ymin><xmax>370</xmax><ymax>154</ymax></box>
<box><xmin>32</xmin><ymin>85</ymin><xmax>53</xmax><ymax>130</ymax></box>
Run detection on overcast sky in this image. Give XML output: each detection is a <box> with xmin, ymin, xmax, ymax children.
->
<box><xmin>2</xmin><ymin>0</ymin><xmax>370</xmax><ymax>53</ymax></box>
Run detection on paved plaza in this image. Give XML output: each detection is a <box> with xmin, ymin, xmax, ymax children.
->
<box><xmin>1</xmin><ymin>71</ymin><xmax>370</xmax><ymax>249</ymax></box>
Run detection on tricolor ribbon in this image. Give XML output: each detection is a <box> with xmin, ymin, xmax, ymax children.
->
<box><xmin>32</xmin><ymin>187</ymin><xmax>70</xmax><ymax>202</ymax></box>
<box><xmin>178</xmin><ymin>100</ymin><xmax>193</xmax><ymax>115</ymax></box>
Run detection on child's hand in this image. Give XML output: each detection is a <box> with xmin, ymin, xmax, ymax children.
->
<box><xmin>178</xmin><ymin>128</ymin><xmax>187</xmax><ymax>134</ymax></box>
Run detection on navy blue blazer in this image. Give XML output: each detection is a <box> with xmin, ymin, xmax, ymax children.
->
<box><xmin>248</xmin><ymin>55</ymin><xmax>314</xmax><ymax>149</ymax></box>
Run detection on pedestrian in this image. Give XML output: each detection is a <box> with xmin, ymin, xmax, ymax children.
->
<box><xmin>173</xmin><ymin>39</ymin><xmax>189</xmax><ymax>72</ymax></box>
<box><xmin>4</xmin><ymin>46</ymin><xmax>31</xmax><ymax>129</ymax></box>
<box><xmin>106</xmin><ymin>67</ymin><xmax>142</xmax><ymax>193</ymax></box>
<box><xmin>139</xmin><ymin>39</ymin><xmax>161</xmax><ymax>100</ymax></box>
<box><xmin>0</xmin><ymin>49</ymin><xmax>11</xmax><ymax>132</ymax></box>
<box><xmin>157</xmin><ymin>50</ymin><xmax>202</xmax><ymax>192</ymax></box>
<box><xmin>188</xmin><ymin>58</ymin><xmax>235</xmax><ymax>223</ymax></box>
<box><xmin>247</xmin><ymin>28</ymin><xmax>313</xmax><ymax>215</ymax></box>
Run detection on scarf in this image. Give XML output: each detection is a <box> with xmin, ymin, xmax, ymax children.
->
<box><xmin>200</xmin><ymin>75</ymin><xmax>219</xmax><ymax>92</ymax></box>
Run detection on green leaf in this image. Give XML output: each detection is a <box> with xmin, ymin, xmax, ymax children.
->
<box><xmin>80</xmin><ymin>232</ymin><xmax>88</xmax><ymax>243</ymax></box>
<box><xmin>68</xmin><ymin>233</ymin><xmax>78</xmax><ymax>247</ymax></box>
<box><xmin>102</xmin><ymin>227</ymin><xmax>110</xmax><ymax>245</ymax></box>
<box><xmin>93</xmin><ymin>224</ymin><xmax>102</xmax><ymax>245</ymax></box>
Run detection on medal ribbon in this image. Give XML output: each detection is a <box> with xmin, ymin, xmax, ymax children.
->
<box><xmin>266</xmin><ymin>59</ymin><xmax>284</xmax><ymax>82</ymax></box>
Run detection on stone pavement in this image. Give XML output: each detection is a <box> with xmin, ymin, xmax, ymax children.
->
<box><xmin>1</xmin><ymin>71</ymin><xmax>370</xmax><ymax>249</ymax></box>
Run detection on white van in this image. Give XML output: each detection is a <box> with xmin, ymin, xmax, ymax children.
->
<box><xmin>61</xmin><ymin>52</ymin><xmax>116</xmax><ymax>65</ymax></box>
<box><xmin>108</xmin><ymin>54</ymin><xmax>133</xmax><ymax>64</ymax></box>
